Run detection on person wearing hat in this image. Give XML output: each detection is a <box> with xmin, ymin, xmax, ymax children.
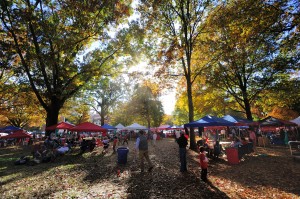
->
<box><xmin>135</xmin><ymin>130</ymin><xmax>153</xmax><ymax>172</ymax></box>
<box><xmin>177</xmin><ymin>131</ymin><xmax>188</xmax><ymax>172</ymax></box>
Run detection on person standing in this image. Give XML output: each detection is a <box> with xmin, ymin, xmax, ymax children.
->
<box><xmin>249</xmin><ymin>130</ymin><xmax>257</xmax><ymax>152</ymax></box>
<box><xmin>199</xmin><ymin>146</ymin><xmax>209</xmax><ymax>182</ymax></box>
<box><xmin>135</xmin><ymin>130</ymin><xmax>154</xmax><ymax>173</ymax></box>
<box><xmin>122</xmin><ymin>134</ymin><xmax>129</xmax><ymax>145</ymax></box>
<box><xmin>177</xmin><ymin>132</ymin><xmax>188</xmax><ymax>172</ymax></box>
<box><xmin>102</xmin><ymin>137</ymin><xmax>110</xmax><ymax>154</ymax></box>
<box><xmin>113</xmin><ymin>136</ymin><xmax>118</xmax><ymax>153</ymax></box>
<box><xmin>152</xmin><ymin>132</ymin><xmax>157</xmax><ymax>146</ymax></box>
<box><xmin>175</xmin><ymin>130</ymin><xmax>180</xmax><ymax>142</ymax></box>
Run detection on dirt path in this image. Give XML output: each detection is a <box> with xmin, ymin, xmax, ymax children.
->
<box><xmin>1</xmin><ymin>138</ymin><xmax>299</xmax><ymax>198</ymax></box>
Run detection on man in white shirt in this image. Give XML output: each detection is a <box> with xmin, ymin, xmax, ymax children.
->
<box><xmin>152</xmin><ymin>133</ymin><xmax>157</xmax><ymax>146</ymax></box>
<box><xmin>57</xmin><ymin>143</ymin><xmax>69</xmax><ymax>154</ymax></box>
<box><xmin>175</xmin><ymin>131</ymin><xmax>180</xmax><ymax>142</ymax></box>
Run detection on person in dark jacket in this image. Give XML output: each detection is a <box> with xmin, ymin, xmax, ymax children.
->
<box><xmin>177</xmin><ymin>131</ymin><xmax>188</xmax><ymax>172</ymax></box>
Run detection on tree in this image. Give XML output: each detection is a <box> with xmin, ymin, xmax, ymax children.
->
<box><xmin>254</xmin><ymin>76</ymin><xmax>300</xmax><ymax>120</ymax></box>
<box><xmin>110</xmin><ymin>101</ymin><xmax>135</xmax><ymax>126</ymax></box>
<box><xmin>0</xmin><ymin>0</ymin><xmax>131</xmax><ymax>135</ymax></box>
<box><xmin>84</xmin><ymin>77</ymin><xmax>126</xmax><ymax>125</ymax></box>
<box><xmin>127</xmin><ymin>85</ymin><xmax>164</xmax><ymax>128</ymax></box>
<box><xmin>0</xmin><ymin>85</ymin><xmax>45</xmax><ymax>128</ymax></box>
<box><xmin>206</xmin><ymin>0</ymin><xmax>299</xmax><ymax>120</ymax></box>
<box><xmin>137</xmin><ymin>0</ymin><xmax>215</xmax><ymax>150</ymax></box>
<box><xmin>59</xmin><ymin>97</ymin><xmax>91</xmax><ymax>125</ymax></box>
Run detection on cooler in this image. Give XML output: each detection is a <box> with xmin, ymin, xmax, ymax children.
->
<box><xmin>225</xmin><ymin>147</ymin><xmax>239</xmax><ymax>164</ymax></box>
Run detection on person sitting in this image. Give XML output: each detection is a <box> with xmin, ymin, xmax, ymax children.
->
<box><xmin>32</xmin><ymin>142</ymin><xmax>42</xmax><ymax>159</ymax></box>
<box><xmin>203</xmin><ymin>140</ymin><xmax>212</xmax><ymax>157</ymax></box>
<box><xmin>232</xmin><ymin>138</ymin><xmax>242</xmax><ymax>148</ymax></box>
<box><xmin>56</xmin><ymin>143</ymin><xmax>70</xmax><ymax>155</ymax></box>
<box><xmin>79</xmin><ymin>139</ymin><xmax>89</xmax><ymax>154</ymax></box>
<box><xmin>44</xmin><ymin>136</ymin><xmax>52</xmax><ymax>149</ymax></box>
<box><xmin>241</xmin><ymin>137</ymin><xmax>248</xmax><ymax>145</ymax></box>
<box><xmin>66</xmin><ymin>138</ymin><xmax>74</xmax><ymax>149</ymax></box>
<box><xmin>89</xmin><ymin>138</ymin><xmax>96</xmax><ymax>152</ymax></box>
<box><xmin>213</xmin><ymin>141</ymin><xmax>223</xmax><ymax>159</ymax></box>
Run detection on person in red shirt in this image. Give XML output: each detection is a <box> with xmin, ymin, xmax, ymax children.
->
<box><xmin>113</xmin><ymin>136</ymin><xmax>118</xmax><ymax>153</ymax></box>
<box><xmin>199</xmin><ymin>146</ymin><xmax>209</xmax><ymax>182</ymax></box>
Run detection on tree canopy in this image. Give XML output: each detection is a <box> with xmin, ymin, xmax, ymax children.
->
<box><xmin>0</xmin><ymin>0</ymin><xmax>131</xmax><ymax>133</ymax></box>
<box><xmin>0</xmin><ymin>0</ymin><xmax>299</xmax><ymax>134</ymax></box>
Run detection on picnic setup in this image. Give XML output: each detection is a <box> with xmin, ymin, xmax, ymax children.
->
<box><xmin>1</xmin><ymin>114</ymin><xmax>299</xmax><ymax>166</ymax></box>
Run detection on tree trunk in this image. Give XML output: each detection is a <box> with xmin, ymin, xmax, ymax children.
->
<box><xmin>244</xmin><ymin>99</ymin><xmax>253</xmax><ymax>121</ymax></box>
<box><xmin>242</xmin><ymin>90</ymin><xmax>253</xmax><ymax>120</ymax></box>
<box><xmin>186</xmin><ymin>78</ymin><xmax>197</xmax><ymax>150</ymax></box>
<box><xmin>45</xmin><ymin>102</ymin><xmax>60</xmax><ymax>137</ymax></box>
<box><xmin>100</xmin><ymin>106</ymin><xmax>105</xmax><ymax>126</ymax></box>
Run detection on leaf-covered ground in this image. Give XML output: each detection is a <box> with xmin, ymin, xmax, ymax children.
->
<box><xmin>0</xmin><ymin>138</ymin><xmax>299</xmax><ymax>198</ymax></box>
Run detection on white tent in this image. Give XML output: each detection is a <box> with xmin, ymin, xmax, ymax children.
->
<box><xmin>115</xmin><ymin>123</ymin><xmax>125</xmax><ymax>130</ymax></box>
<box><xmin>0</xmin><ymin>132</ymin><xmax>9</xmax><ymax>137</ymax></box>
<box><xmin>290</xmin><ymin>116</ymin><xmax>300</xmax><ymax>126</ymax></box>
<box><xmin>125</xmin><ymin>123</ymin><xmax>147</xmax><ymax>130</ymax></box>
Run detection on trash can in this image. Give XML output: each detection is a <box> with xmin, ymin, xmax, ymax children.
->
<box><xmin>225</xmin><ymin>147</ymin><xmax>239</xmax><ymax>164</ymax></box>
<box><xmin>117</xmin><ymin>147</ymin><xmax>129</xmax><ymax>164</ymax></box>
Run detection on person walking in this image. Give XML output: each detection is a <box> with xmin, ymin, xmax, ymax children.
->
<box><xmin>177</xmin><ymin>132</ymin><xmax>188</xmax><ymax>172</ymax></box>
<box><xmin>112</xmin><ymin>136</ymin><xmax>118</xmax><ymax>153</ymax></box>
<box><xmin>199</xmin><ymin>146</ymin><xmax>209</xmax><ymax>182</ymax></box>
<box><xmin>135</xmin><ymin>130</ymin><xmax>154</xmax><ymax>173</ymax></box>
<box><xmin>122</xmin><ymin>134</ymin><xmax>129</xmax><ymax>145</ymax></box>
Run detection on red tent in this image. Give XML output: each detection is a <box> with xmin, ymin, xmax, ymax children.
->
<box><xmin>45</xmin><ymin>122</ymin><xmax>75</xmax><ymax>131</ymax></box>
<box><xmin>70</xmin><ymin>122</ymin><xmax>107</xmax><ymax>135</ymax></box>
<box><xmin>1</xmin><ymin>130</ymin><xmax>32</xmax><ymax>139</ymax></box>
<box><xmin>157</xmin><ymin>125</ymin><xmax>171</xmax><ymax>130</ymax></box>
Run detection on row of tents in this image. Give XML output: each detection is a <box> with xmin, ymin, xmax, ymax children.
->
<box><xmin>44</xmin><ymin>122</ymin><xmax>149</xmax><ymax>132</ymax></box>
<box><xmin>1</xmin><ymin>115</ymin><xmax>299</xmax><ymax>140</ymax></box>
<box><xmin>156</xmin><ymin>115</ymin><xmax>300</xmax><ymax>130</ymax></box>
<box><xmin>0</xmin><ymin>122</ymin><xmax>149</xmax><ymax>140</ymax></box>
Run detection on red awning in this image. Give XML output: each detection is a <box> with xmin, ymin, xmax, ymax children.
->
<box><xmin>45</xmin><ymin>122</ymin><xmax>75</xmax><ymax>131</ymax></box>
<box><xmin>1</xmin><ymin>130</ymin><xmax>32</xmax><ymax>139</ymax></box>
<box><xmin>70</xmin><ymin>122</ymin><xmax>107</xmax><ymax>135</ymax></box>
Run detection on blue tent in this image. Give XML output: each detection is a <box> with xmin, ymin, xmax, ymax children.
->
<box><xmin>184</xmin><ymin>115</ymin><xmax>235</xmax><ymax>128</ymax></box>
<box><xmin>101</xmin><ymin>124</ymin><xmax>117</xmax><ymax>130</ymax></box>
<box><xmin>0</xmin><ymin>126</ymin><xmax>22</xmax><ymax>132</ymax></box>
<box><xmin>222</xmin><ymin>115</ymin><xmax>253</xmax><ymax>126</ymax></box>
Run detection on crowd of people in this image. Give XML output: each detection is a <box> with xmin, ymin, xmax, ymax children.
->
<box><xmin>11</xmin><ymin>127</ymin><xmax>264</xmax><ymax>184</ymax></box>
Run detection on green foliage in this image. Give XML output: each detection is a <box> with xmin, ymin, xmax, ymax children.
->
<box><xmin>254</xmin><ymin>75</ymin><xmax>300</xmax><ymax>119</ymax></box>
<box><xmin>110</xmin><ymin>84</ymin><xmax>164</xmax><ymax>127</ymax></box>
<box><xmin>60</xmin><ymin>97</ymin><xmax>91</xmax><ymax>125</ymax></box>
<box><xmin>127</xmin><ymin>85</ymin><xmax>164</xmax><ymax>128</ymax></box>
<box><xmin>82</xmin><ymin>76</ymin><xmax>128</xmax><ymax>125</ymax></box>
<box><xmin>0</xmin><ymin>85</ymin><xmax>45</xmax><ymax>128</ymax></box>
<box><xmin>0</xmin><ymin>0</ymin><xmax>132</xmax><ymax>127</ymax></box>
<box><xmin>205</xmin><ymin>0</ymin><xmax>299</xmax><ymax>120</ymax></box>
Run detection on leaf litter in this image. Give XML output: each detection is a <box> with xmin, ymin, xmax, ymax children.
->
<box><xmin>0</xmin><ymin>139</ymin><xmax>299</xmax><ymax>198</ymax></box>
